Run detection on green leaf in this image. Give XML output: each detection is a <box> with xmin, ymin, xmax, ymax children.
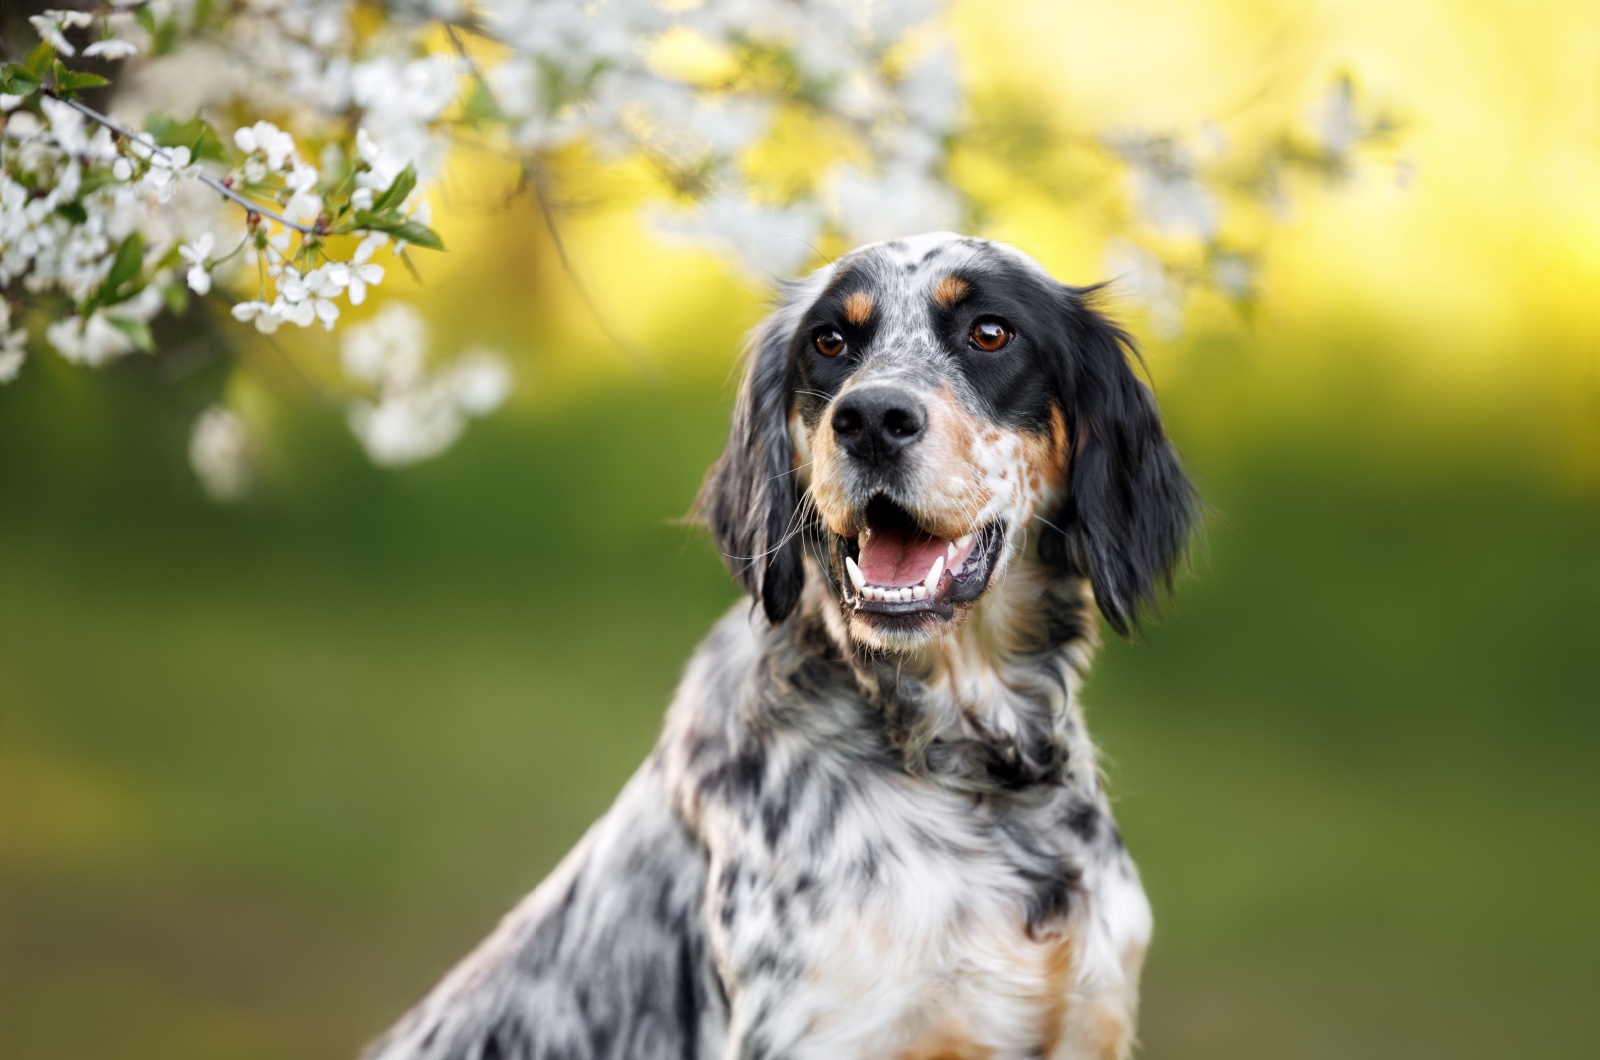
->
<box><xmin>106</xmin><ymin>316</ymin><xmax>154</xmax><ymax>353</ymax></box>
<box><xmin>371</xmin><ymin>164</ymin><xmax>418</xmax><ymax>214</ymax></box>
<box><xmin>51</xmin><ymin>61</ymin><xmax>110</xmax><ymax>96</ymax></box>
<box><xmin>77</xmin><ymin>167</ymin><xmax>119</xmax><ymax>197</ymax></box>
<box><xmin>388</xmin><ymin>221</ymin><xmax>446</xmax><ymax>251</ymax></box>
<box><xmin>352</xmin><ymin>211</ymin><xmax>446</xmax><ymax>251</ymax></box>
<box><xmin>144</xmin><ymin>114</ymin><xmax>226</xmax><ymax>162</ymax></box>
<box><xmin>152</xmin><ymin>243</ymin><xmax>184</xmax><ymax>272</ymax></box>
<box><xmin>95</xmin><ymin>232</ymin><xmax>145</xmax><ymax>306</ymax></box>
<box><xmin>23</xmin><ymin>43</ymin><xmax>55</xmax><ymax>78</ymax></box>
<box><xmin>55</xmin><ymin>201</ymin><xmax>88</xmax><ymax>225</ymax></box>
<box><xmin>0</xmin><ymin>63</ymin><xmax>42</xmax><ymax>97</ymax></box>
<box><xmin>151</xmin><ymin>18</ymin><xmax>180</xmax><ymax>56</ymax></box>
<box><xmin>136</xmin><ymin>7</ymin><xmax>158</xmax><ymax>37</ymax></box>
<box><xmin>162</xmin><ymin>283</ymin><xmax>190</xmax><ymax>317</ymax></box>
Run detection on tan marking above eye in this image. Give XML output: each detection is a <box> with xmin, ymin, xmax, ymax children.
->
<box><xmin>843</xmin><ymin>290</ymin><xmax>874</xmax><ymax>326</ymax></box>
<box><xmin>931</xmin><ymin>275</ymin><xmax>970</xmax><ymax>308</ymax></box>
<box><xmin>970</xmin><ymin>319</ymin><xmax>1012</xmax><ymax>352</ymax></box>
<box><xmin>814</xmin><ymin>328</ymin><xmax>846</xmax><ymax>357</ymax></box>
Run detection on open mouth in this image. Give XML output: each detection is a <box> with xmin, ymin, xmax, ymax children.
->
<box><xmin>833</xmin><ymin>495</ymin><xmax>1006</xmax><ymax>621</ymax></box>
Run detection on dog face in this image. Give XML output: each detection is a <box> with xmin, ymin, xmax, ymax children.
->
<box><xmin>700</xmin><ymin>233</ymin><xmax>1195</xmax><ymax>651</ymax></box>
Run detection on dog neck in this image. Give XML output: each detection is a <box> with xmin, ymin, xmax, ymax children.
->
<box><xmin>804</xmin><ymin>541</ymin><xmax>1103</xmax><ymax>796</ymax></box>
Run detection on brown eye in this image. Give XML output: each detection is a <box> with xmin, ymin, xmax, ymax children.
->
<box><xmin>814</xmin><ymin>329</ymin><xmax>846</xmax><ymax>357</ymax></box>
<box><xmin>969</xmin><ymin>319</ymin><xmax>1012</xmax><ymax>352</ymax></box>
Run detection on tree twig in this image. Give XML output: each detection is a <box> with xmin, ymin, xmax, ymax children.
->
<box><xmin>442</xmin><ymin>24</ymin><xmax>659</xmax><ymax>383</ymax></box>
<box><xmin>52</xmin><ymin>94</ymin><xmax>320</xmax><ymax>236</ymax></box>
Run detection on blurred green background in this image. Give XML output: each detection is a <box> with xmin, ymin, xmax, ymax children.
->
<box><xmin>3</xmin><ymin>1</ymin><xmax>1598</xmax><ymax>1058</ymax></box>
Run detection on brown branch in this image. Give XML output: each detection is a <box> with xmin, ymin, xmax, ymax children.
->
<box><xmin>442</xmin><ymin>23</ymin><xmax>659</xmax><ymax>382</ymax></box>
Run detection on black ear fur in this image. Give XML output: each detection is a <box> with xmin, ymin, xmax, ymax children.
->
<box><xmin>1044</xmin><ymin>289</ymin><xmax>1198</xmax><ymax>635</ymax></box>
<box><xmin>694</xmin><ymin>293</ymin><xmax>806</xmax><ymax>625</ymax></box>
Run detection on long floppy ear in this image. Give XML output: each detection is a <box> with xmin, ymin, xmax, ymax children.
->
<box><xmin>1043</xmin><ymin>289</ymin><xmax>1198</xmax><ymax>635</ymax></box>
<box><xmin>694</xmin><ymin>288</ymin><xmax>807</xmax><ymax>625</ymax></box>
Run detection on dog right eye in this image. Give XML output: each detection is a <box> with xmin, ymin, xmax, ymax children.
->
<box><xmin>814</xmin><ymin>329</ymin><xmax>846</xmax><ymax>357</ymax></box>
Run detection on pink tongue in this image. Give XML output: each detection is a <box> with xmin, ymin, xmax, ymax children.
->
<box><xmin>860</xmin><ymin>527</ymin><xmax>948</xmax><ymax>587</ymax></box>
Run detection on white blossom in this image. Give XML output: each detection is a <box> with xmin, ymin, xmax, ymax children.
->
<box><xmin>234</xmin><ymin>121</ymin><xmax>298</xmax><ymax>170</ymax></box>
<box><xmin>29</xmin><ymin>10</ymin><xmax>93</xmax><ymax>56</ymax></box>
<box><xmin>450</xmin><ymin>350</ymin><xmax>513</xmax><ymax>415</ymax></box>
<box><xmin>189</xmin><ymin>405</ymin><xmax>252</xmax><ymax>501</ymax></box>
<box><xmin>230</xmin><ymin>300</ymin><xmax>282</xmax><ymax>335</ymax></box>
<box><xmin>1314</xmin><ymin>78</ymin><xmax>1360</xmax><ymax>158</ymax></box>
<box><xmin>1212</xmin><ymin>252</ymin><xmax>1255</xmax><ymax>300</ymax></box>
<box><xmin>340</xmin><ymin>301</ymin><xmax>426</xmax><ymax>386</ymax></box>
<box><xmin>340</xmin><ymin>304</ymin><xmax>508</xmax><ymax>466</ymax></box>
<box><xmin>282</xmin><ymin>163</ymin><xmax>323</xmax><ymax>223</ymax></box>
<box><xmin>0</xmin><ymin>304</ymin><xmax>24</xmax><ymax>383</ymax></box>
<box><xmin>84</xmin><ymin>38</ymin><xmax>140</xmax><ymax>61</ymax></box>
<box><xmin>179</xmin><ymin>233</ymin><xmax>216</xmax><ymax>295</ymax></box>
<box><xmin>1111</xmin><ymin>133</ymin><xmax>1220</xmax><ymax>242</ymax></box>
<box><xmin>1106</xmin><ymin>240</ymin><xmax>1184</xmax><ymax>340</ymax></box>
<box><xmin>45</xmin><ymin>310</ymin><xmax>137</xmax><ymax>366</ymax></box>
<box><xmin>0</xmin><ymin>330</ymin><xmax>25</xmax><ymax>383</ymax></box>
<box><xmin>325</xmin><ymin>233</ymin><xmax>385</xmax><ymax>305</ymax></box>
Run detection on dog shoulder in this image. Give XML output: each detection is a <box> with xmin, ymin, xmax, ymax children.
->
<box><xmin>362</xmin><ymin>761</ymin><xmax>725</xmax><ymax>1060</ymax></box>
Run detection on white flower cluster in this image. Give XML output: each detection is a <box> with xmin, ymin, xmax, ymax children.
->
<box><xmin>1103</xmin><ymin>77</ymin><xmax>1398</xmax><ymax>330</ymax></box>
<box><xmin>214</xmin><ymin>120</ymin><xmax>401</xmax><ymax>335</ymax></box>
<box><xmin>4</xmin><ymin>0</ymin><xmax>968</xmax><ymax>497</ymax></box>
<box><xmin>206</xmin><ymin>0</ymin><xmax>964</xmax><ymax>275</ymax></box>
<box><xmin>2</xmin><ymin>96</ymin><xmax>192</xmax><ymax>366</ymax></box>
<box><xmin>0</xmin><ymin>300</ymin><xmax>26</xmax><ymax>383</ymax></box>
<box><xmin>340</xmin><ymin>303</ymin><xmax>510</xmax><ymax>467</ymax></box>
<box><xmin>3</xmin><ymin>0</ymin><xmax>1398</xmax><ymax>499</ymax></box>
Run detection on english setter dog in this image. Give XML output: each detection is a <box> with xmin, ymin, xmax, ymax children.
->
<box><xmin>368</xmin><ymin>232</ymin><xmax>1196</xmax><ymax>1060</ymax></box>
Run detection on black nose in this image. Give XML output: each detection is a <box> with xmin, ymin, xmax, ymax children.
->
<box><xmin>831</xmin><ymin>387</ymin><xmax>926</xmax><ymax>465</ymax></box>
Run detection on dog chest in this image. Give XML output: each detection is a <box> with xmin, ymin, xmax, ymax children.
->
<box><xmin>693</xmin><ymin>752</ymin><xmax>1147</xmax><ymax>1059</ymax></box>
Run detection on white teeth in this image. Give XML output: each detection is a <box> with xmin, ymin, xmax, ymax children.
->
<box><xmin>849</xmin><ymin>554</ymin><xmax>948</xmax><ymax>605</ymax></box>
<box><xmin>956</xmin><ymin>534</ymin><xmax>973</xmax><ymax>550</ymax></box>
<box><xmin>947</xmin><ymin>543</ymin><xmax>957</xmax><ymax>560</ymax></box>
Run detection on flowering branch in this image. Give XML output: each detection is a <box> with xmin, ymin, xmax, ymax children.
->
<box><xmin>0</xmin><ymin>0</ymin><xmax>1402</xmax><ymax>501</ymax></box>
<box><xmin>48</xmin><ymin>94</ymin><xmax>320</xmax><ymax>237</ymax></box>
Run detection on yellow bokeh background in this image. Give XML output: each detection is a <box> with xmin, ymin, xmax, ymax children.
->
<box><xmin>424</xmin><ymin>0</ymin><xmax>1598</xmax><ymax>374</ymax></box>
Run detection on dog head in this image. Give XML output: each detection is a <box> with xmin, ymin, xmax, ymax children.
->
<box><xmin>698</xmin><ymin>232</ymin><xmax>1196</xmax><ymax>651</ymax></box>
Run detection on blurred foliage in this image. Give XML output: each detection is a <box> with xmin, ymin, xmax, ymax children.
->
<box><xmin>2</xmin><ymin>0</ymin><xmax>1598</xmax><ymax>1058</ymax></box>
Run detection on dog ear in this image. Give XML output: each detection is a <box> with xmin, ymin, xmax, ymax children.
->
<box><xmin>694</xmin><ymin>289</ymin><xmax>806</xmax><ymax>625</ymax></box>
<box><xmin>1042</xmin><ymin>289</ymin><xmax>1197</xmax><ymax>635</ymax></box>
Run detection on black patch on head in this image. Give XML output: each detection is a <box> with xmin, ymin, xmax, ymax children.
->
<box><xmin>789</xmin><ymin>263</ymin><xmax>885</xmax><ymax>424</ymax></box>
<box><xmin>925</xmin><ymin>259</ymin><xmax>1066</xmax><ymax>432</ymax></box>
<box><xmin>913</xmin><ymin>250</ymin><xmax>1197</xmax><ymax>633</ymax></box>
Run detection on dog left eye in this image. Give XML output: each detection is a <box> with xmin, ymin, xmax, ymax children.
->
<box><xmin>814</xmin><ymin>329</ymin><xmax>846</xmax><ymax>357</ymax></box>
<box><xmin>969</xmin><ymin>319</ymin><xmax>1013</xmax><ymax>352</ymax></box>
